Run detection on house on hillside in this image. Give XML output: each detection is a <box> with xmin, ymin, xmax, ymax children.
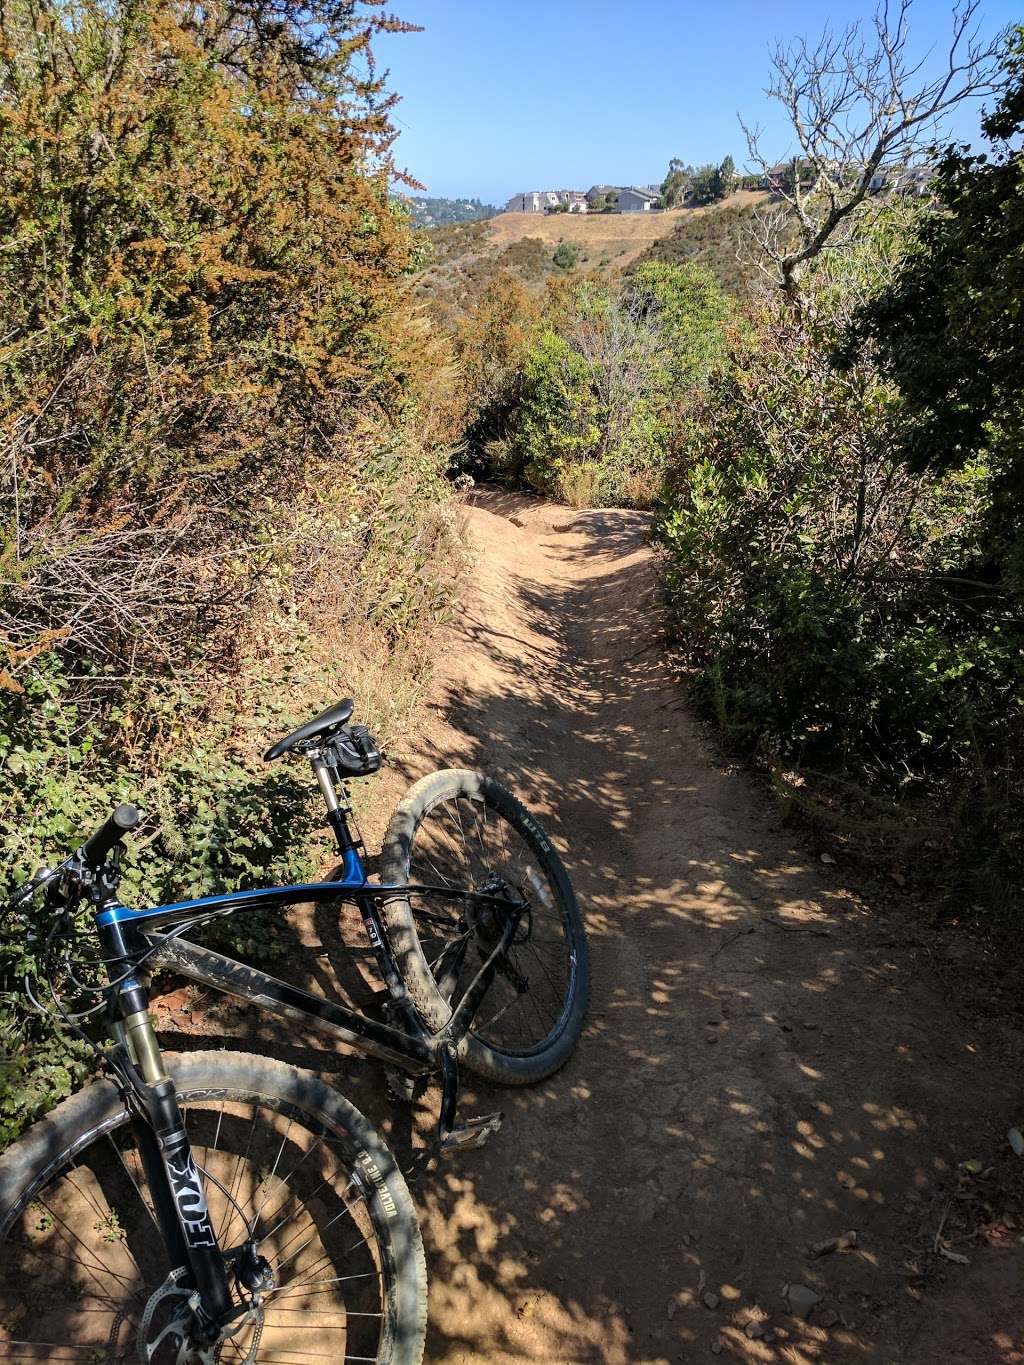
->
<box><xmin>617</xmin><ymin>186</ymin><xmax>660</xmax><ymax>213</ymax></box>
<box><xmin>586</xmin><ymin>184</ymin><xmax>618</xmax><ymax>208</ymax></box>
<box><xmin>868</xmin><ymin>165</ymin><xmax>933</xmax><ymax>196</ymax></box>
<box><xmin>505</xmin><ymin>189</ymin><xmax>589</xmax><ymax>214</ymax></box>
<box><xmin>506</xmin><ymin>183</ymin><xmax>664</xmax><ymax>215</ymax></box>
<box><xmin>761</xmin><ymin>161</ymin><xmax>814</xmax><ymax>193</ymax></box>
<box><xmin>897</xmin><ymin>166</ymin><xmax>932</xmax><ymax>196</ymax></box>
<box><xmin>505</xmin><ymin>191</ymin><xmax>542</xmax><ymax>213</ymax></box>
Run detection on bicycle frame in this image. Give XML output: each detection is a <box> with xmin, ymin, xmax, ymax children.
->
<box><xmin>84</xmin><ymin>767</ymin><xmax>522</xmax><ymax>1342</ymax></box>
<box><xmin>97</xmin><ymin>858</ymin><xmax>522</xmax><ymax>1077</ymax></box>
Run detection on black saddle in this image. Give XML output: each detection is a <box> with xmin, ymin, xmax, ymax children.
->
<box><xmin>264</xmin><ymin>698</ymin><xmax>354</xmax><ymax>761</ymax></box>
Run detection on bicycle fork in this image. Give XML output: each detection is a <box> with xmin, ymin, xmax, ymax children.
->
<box><xmin>101</xmin><ymin>918</ymin><xmax>234</xmax><ymax>1342</ymax></box>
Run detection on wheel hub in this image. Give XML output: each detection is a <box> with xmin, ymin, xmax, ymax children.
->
<box><xmin>471</xmin><ymin>874</ymin><xmax>530</xmax><ymax>947</ymax></box>
<box><xmin>137</xmin><ymin>1249</ymin><xmax>274</xmax><ymax>1365</ymax></box>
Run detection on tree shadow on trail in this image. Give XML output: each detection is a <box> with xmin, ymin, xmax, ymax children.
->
<box><xmin>159</xmin><ymin>492</ymin><xmax>1024</xmax><ymax>1364</ymax></box>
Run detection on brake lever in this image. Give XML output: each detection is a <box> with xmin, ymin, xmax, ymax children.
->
<box><xmin>7</xmin><ymin>859</ymin><xmax>69</xmax><ymax>913</ymax></box>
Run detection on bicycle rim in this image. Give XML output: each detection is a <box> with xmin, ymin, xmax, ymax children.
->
<box><xmin>0</xmin><ymin>1083</ymin><xmax>405</xmax><ymax>1362</ymax></box>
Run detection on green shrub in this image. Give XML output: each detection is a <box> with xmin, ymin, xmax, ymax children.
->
<box><xmin>457</xmin><ymin>263</ymin><xmax>735</xmax><ymax>506</ymax></box>
<box><xmin>0</xmin><ymin>0</ymin><xmax>462</xmax><ymax>1144</ymax></box>
<box><xmin>657</xmin><ymin>310</ymin><xmax>1007</xmax><ymax>770</ymax></box>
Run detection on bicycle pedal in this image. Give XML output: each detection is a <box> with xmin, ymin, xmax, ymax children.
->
<box><xmin>439</xmin><ymin>1111</ymin><xmax>503</xmax><ymax>1156</ymax></box>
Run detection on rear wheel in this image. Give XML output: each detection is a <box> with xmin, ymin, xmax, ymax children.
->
<box><xmin>0</xmin><ymin>1051</ymin><xmax>427</xmax><ymax>1363</ymax></box>
<box><xmin>379</xmin><ymin>770</ymin><xmax>589</xmax><ymax>1085</ymax></box>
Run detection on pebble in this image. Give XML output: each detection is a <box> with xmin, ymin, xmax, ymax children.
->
<box><xmin>745</xmin><ymin>1320</ymin><xmax>766</xmax><ymax>1339</ymax></box>
<box><xmin>711</xmin><ymin>1344</ymin><xmax>723</xmax><ymax>1357</ymax></box>
<box><xmin>702</xmin><ymin>1292</ymin><xmax>720</xmax><ymax>1310</ymax></box>
<box><xmin>811</xmin><ymin>1229</ymin><xmax>857</xmax><ymax>1256</ymax></box>
<box><xmin>819</xmin><ymin>1309</ymin><xmax>840</xmax><ymax>1329</ymax></box>
<box><xmin>786</xmin><ymin>1283</ymin><xmax>821</xmax><ymax>1321</ymax></box>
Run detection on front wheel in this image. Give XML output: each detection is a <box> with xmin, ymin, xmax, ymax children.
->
<box><xmin>0</xmin><ymin>1051</ymin><xmax>427</xmax><ymax>1364</ymax></box>
<box><xmin>379</xmin><ymin>770</ymin><xmax>590</xmax><ymax>1085</ymax></box>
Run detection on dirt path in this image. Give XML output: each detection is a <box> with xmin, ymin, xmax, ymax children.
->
<box><xmin>173</xmin><ymin>488</ymin><xmax>1023</xmax><ymax>1362</ymax></box>
<box><xmin>379</xmin><ymin>491</ymin><xmax>1024</xmax><ymax>1364</ymax></box>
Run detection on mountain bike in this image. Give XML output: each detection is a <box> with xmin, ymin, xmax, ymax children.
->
<box><xmin>0</xmin><ymin>698</ymin><xmax>590</xmax><ymax>1363</ymax></box>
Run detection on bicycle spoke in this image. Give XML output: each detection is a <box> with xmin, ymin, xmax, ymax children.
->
<box><xmin>2</xmin><ymin>1088</ymin><xmax>398</xmax><ymax>1364</ymax></box>
<box><xmin>402</xmin><ymin>787</ymin><xmax>579</xmax><ymax>1058</ymax></box>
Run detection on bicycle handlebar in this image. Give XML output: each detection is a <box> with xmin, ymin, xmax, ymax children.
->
<box><xmin>6</xmin><ymin>805</ymin><xmax>141</xmax><ymax>917</ymax></box>
<box><xmin>79</xmin><ymin>804</ymin><xmax>140</xmax><ymax>869</ymax></box>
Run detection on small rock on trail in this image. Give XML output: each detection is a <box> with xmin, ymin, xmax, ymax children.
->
<box><xmin>786</xmin><ymin>1283</ymin><xmax>822</xmax><ymax>1321</ymax></box>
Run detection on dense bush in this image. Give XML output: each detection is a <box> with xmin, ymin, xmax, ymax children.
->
<box><xmin>633</xmin><ymin>200</ymin><xmax>771</xmax><ymax>300</ymax></box>
<box><xmin>656</xmin><ymin>104</ymin><xmax>1024</xmax><ymax>909</ymax></box>
<box><xmin>658</xmin><ymin>308</ymin><xmax>999</xmax><ymax>769</ymax></box>
<box><xmin>456</xmin><ymin>263</ymin><xmax>735</xmax><ymax>506</ymax></box>
<box><xmin>849</xmin><ymin>30</ymin><xmax>1024</xmax><ymax>597</ymax></box>
<box><xmin>0</xmin><ymin>0</ymin><xmax>461</xmax><ymax>1142</ymax></box>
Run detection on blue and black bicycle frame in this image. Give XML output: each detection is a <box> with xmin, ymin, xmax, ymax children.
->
<box><xmin>28</xmin><ymin>754</ymin><xmax>523</xmax><ymax>1343</ymax></box>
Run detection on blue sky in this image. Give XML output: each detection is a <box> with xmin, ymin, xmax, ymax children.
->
<box><xmin>375</xmin><ymin>0</ymin><xmax>1018</xmax><ymax>204</ymax></box>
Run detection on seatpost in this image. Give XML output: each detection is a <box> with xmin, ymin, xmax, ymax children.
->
<box><xmin>310</xmin><ymin>751</ymin><xmax>340</xmax><ymax>812</ymax></box>
<box><xmin>309</xmin><ymin>750</ymin><xmax>358</xmax><ymax>853</ymax></box>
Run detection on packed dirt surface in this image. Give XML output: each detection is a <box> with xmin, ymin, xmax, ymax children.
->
<box><xmin>169</xmin><ymin>489</ymin><xmax>1024</xmax><ymax>1362</ymax></box>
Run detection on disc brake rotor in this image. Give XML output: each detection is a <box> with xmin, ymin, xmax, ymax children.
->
<box><xmin>137</xmin><ymin>1267</ymin><xmax>266</xmax><ymax>1365</ymax></box>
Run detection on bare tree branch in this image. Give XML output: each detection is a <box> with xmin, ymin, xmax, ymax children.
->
<box><xmin>741</xmin><ymin>0</ymin><xmax>1007</xmax><ymax>299</ymax></box>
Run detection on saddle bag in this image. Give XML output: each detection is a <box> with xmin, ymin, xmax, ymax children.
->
<box><xmin>329</xmin><ymin>724</ymin><xmax>382</xmax><ymax>777</ymax></box>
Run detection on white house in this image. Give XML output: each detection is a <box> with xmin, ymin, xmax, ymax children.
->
<box><xmin>586</xmin><ymin>184</ymin><xmax>617</xmax><ymax>208</ymax></box>
<box><xmin>867</xmin><ymin>165</ymin><xmax>933</xmax><ymax>196</ymax></box>
<box><xmin>506</xmin><ymin>183</ymin><xmax>665</xmax><ymax>215</ymax></box>
<box><xmin>895</xmin><ymin>166</ymin><xmax>933</xmax><ymax>196</ymax></box>
<box><xmin>505</xmin><ymin>189</ymin><xmax>589</xmax><ymax>214</ymax></box>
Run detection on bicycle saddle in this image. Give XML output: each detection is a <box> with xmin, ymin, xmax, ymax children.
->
<box><xmin>263</xmin><ymin>698</ymin><xmax>354</xmax><ymax>760</ymax></box>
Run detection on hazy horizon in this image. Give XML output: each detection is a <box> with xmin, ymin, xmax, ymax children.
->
<box><xmin>376</xmin><ymin>0</ymin><xmax>1016</xmax><ymax>205</ymax></box>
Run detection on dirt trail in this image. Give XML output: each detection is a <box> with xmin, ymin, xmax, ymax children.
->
<box><xmin>175</xmin><ymin>488</ymin><xmax>1023</xmax><ymax>1362</ymax></box>
<box><xmin>382</xmin><ymin>491</ymin><xmax>1024</xmax><ymax>1364</ymax></box>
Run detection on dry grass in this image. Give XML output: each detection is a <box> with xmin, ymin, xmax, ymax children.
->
<box><xmin>488</xmin><ymin>191</ymin><xmax>769</xmax><ymax>266</ymax></box>
<box><xmin>417</xmin><ymin>193</ymin><xmax>773</xmax><ymax>322</ymax></box>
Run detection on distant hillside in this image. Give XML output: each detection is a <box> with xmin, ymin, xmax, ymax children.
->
<box><xmin>415</xmin><ymin>192</ymin><xmax>771</xmax><ymax>320</ymax></box>
<box><xmin>416</xmin><ymin>207</ymin><xmax>686</xmax><ymax>322</ymax></box>
<box><xmin>630</xmin><ymin>194</ymin><xmax>771</xmax><ymax>299</ymax></box>
<box><xmin>405</xmin><ymin>196</ymin><xmax>497</xmax><ymax>228</ymax></box>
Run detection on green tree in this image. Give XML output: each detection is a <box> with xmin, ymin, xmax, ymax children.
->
<box><xmin>625</xmin><ymin>262</ymin><xmax>735</xmax><ymax>393</ymax></box>
<box><xmin>553</xmin><ymin>241</ymin><xmax>580</xmax><ymax>269</ymax></box>
<box><xmin>660</xmin><ymin>158</ymin><xmax>693</xmax><ymax>208</ymax></box>
<box><xmin>689</xmin><ymin>164</ymin><xmax>721</xmax><ymax>205</ymax></box>
<box><xmin>498</xmin><ymin>265</ymin><xmax>733</xmax><ymax>505</ymax></box>
<box><xmin>713</xmin><ymin>155</ymin><xmax>736</xmax><ymax>199</ymax></box>
<box><xmin>850</xmin><ymin>27</ymin><xmax>1024</xmax><ymax>592</ymax></box>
